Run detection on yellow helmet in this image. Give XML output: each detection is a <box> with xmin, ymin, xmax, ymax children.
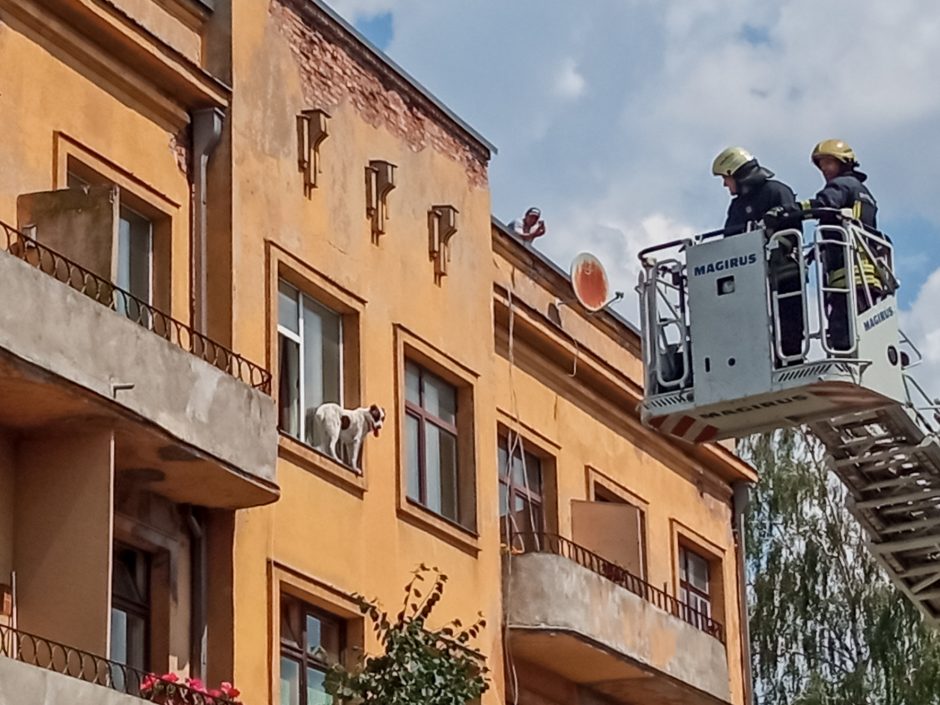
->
<box><xmin>812</xmin><ymin>139</ymin><xmax>857</xmax><ymax>166</ymax></box>
<box><xmin>712</xmin><ymin>147</ymin><xmax>755</xmax><ymax>176</ymax></box>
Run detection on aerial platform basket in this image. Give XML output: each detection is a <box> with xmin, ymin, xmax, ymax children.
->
<box><xmin>637</xmin><ymin>210</ymin><xmax>908</xmax><ymax>443</ymax></box>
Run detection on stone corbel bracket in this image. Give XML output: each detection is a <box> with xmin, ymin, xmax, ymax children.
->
<box><xmin>296</xmin><ymin>108</ymin><xmax>330</xmax><ymax>196</ymax></box>
<box><xmin>428</xmin><ymin>205</ymin><xmax>459</xmax><ymax>282</ymax></box>
<box><xmin>365</xmin><ymin>160</ymin><xmax>397</xmax><ymax>241</ymax></box>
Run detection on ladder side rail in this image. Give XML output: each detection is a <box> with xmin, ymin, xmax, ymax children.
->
<box><xmin>638</xmin><ymin>267</ymin><xmax>660</xmax><ymax>394</ymax></box>
<box><xmin>766</xmin><ymin>228</ymin><xmax>810</xmax><ymax>363</ymax></box>
<box><xmin>814</xmin><ymin>224</ymin><xmax>859</xmax><ymax>357</ymax></box>
<box><xmin>651</xmin><ymin>259</ymin><xmax>692</xmax><ymax>391</ymax></box>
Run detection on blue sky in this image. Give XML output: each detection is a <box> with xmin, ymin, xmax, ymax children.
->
<box><xmin>339</xmin><ymin>0</ymin><xmax>940</xmax><ymax>392</ymax></box>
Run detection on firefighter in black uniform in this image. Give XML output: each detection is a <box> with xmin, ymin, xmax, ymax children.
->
<box><xmin>712</xmin><ymin>147</ymin><xmax>799</xmax><ymax>232</ymax></box>
<box><xmin>800</xmin><ymin>139</ymin><xmax>884</xmax><ymax>352</ymax></box>
<box><xmin>712</xmin><ymin>147</ymin><xmax>804</xmax><ymax>362</ymax></box>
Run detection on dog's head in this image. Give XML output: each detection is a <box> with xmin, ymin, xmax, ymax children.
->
<box><xmin>368</xmin><ymin>404</ymin><xmax>386</xmax><ymax>438</ymax></box>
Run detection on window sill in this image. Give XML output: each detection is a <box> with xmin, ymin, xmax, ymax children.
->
<box><xmin>278</xmin><ymin>433</ymin><xmax>367</xmax><ymax>497</ymax></box>
<box><xmin>398</xmin><ymin>498</ymin><xmax>480</xmax><ymax>556</ymax></box>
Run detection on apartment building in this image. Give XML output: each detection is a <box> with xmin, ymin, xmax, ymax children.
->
<box><xmin>0</xmin><ymin>2</ymin><xmax>756</xmax><ymax>705</ymax></box>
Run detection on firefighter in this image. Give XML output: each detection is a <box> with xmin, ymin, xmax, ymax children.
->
<box><xmin>712</xmin><ymin>147</ymin><xmax>798</xmax><ymax>233</ymax></box>
<box><xmin>713</xmin><ymin>147</ymin><xmax>804</xmax><ymax>362</ymax></box>
<box><xmin>801</xmin><ymin>139</ymin><xmax>886</xmax><ymax>351</ymax></box>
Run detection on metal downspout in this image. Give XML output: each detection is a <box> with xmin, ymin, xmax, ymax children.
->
<box><xmin>192</xmin><ymin>108</ymin><xmax>224</xmax><ymax>335</ymax></box>
<box><xmin>185</xmin><ymin>506</ymin><xmax>208</xmax><ymax>680</ymax></box>
<box><xmin>733</xmin><ymin>481</ymin><xmax>755</xmax><ymax>705</ymax></box>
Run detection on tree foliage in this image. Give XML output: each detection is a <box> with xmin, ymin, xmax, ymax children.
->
<box><xmin>741</xmin><ymin>428</ymin><xmax>940</xmax><ymax>705</ymax></box>
<box><xmin>325</xmin><ymin>565</ymin><xmax>489</xmax><ymax>705</ymax></box>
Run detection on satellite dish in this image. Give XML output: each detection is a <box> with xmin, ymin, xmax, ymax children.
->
<box><xmin>570</xmin><ymin>252</ymin><xmax>610</xmax><ymax>312</ymax></box>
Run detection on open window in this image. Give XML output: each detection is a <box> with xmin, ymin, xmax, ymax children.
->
<box><xmin>278</xmin><ymin>280</ymin><xmax>345</xmax><ymax>451</ymax></box>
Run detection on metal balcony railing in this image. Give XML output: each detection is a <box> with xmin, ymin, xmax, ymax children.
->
<box><xmin>0</xmin><ymin>221</ymin><xmax>271</xmax><ymax>394</ymax></box>
<box><xmin>0</xmin><ymin>622</ymin><xmax>228</xmax><ymax>704</ymax></box>
<box><xmin>510</xmin><ymin>532</ymin><xmax>725</xmax><ymax>643</ymax></box>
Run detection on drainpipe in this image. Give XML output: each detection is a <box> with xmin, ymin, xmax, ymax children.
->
<box><xmin>732</xmin><ymin>482</ymin><xmax>755</xmax><ymax>705</ymax></box>
<box><xmin>192</xmin><ymin>108</ymin><xmax>224</xmax><ymax>335</ymax></box>
<box><xmin>185</xmin><ymin>506</ymin><xmax>208</xmax><ymax>680</ymax></box>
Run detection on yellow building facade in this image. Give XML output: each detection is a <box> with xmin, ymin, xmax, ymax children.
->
<box><xmin>0</xmin><ymin>2</ymin><xmax>756</xmax><ymax>705</ymax></box>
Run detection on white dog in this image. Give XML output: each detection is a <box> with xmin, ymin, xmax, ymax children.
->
<box><xmin>311</xmin><ymin>403</ymin><xmax>385</xmax><ymax>469</ymax></box>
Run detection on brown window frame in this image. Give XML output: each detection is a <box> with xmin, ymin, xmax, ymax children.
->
<box><xmin>280</xmin><ymin>595</ymin><xmax>345</xmax><ymax>705</ymax></box>
<box><xmin>110</xmin><ymin>542</ymin><xmax>152</xmax><ymax>673</ymax></box>
<box><xmin>498</xmin><ymin>433</ymin><xmax>543</xmax><ymax>541</ymax></box>
<box><xmin>678</xmin><ymin>545</ymin><xmax>712</xmax><ymax>623</ymax></box>
<box><xmin>404</xmin><ymin>362</ymin><xmax>464</xmax><ymax>525</ymax></box>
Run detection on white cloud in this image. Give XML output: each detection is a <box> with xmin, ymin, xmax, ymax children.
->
<box><xmin>553</xmin><ymin>58</ymin><xmax>586</xmax><ymax>100</ymax></box>
<box><xmin>329</xmin><ymin>0</ymin><xmax>940</xmax><ymax>382</ymax></box>
<box><xmin>901</xmin><ymin>268</ymin><xmax>940</xmax><ymax>400</ymax></box>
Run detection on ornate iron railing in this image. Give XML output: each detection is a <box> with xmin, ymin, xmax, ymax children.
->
<box><xmin>510</xmin><ymin>532</ymin><xmax>725</xmax><ymax>643</ymax></box>
<box><xmin>0</xmin><ymin>622</ymin><xmax>229</xmax><ymax>703</ymax></box>
<box><xmin>0</xmin><ymin>221</ymin><xmax>271</xmax><ymax>394</ymax></box>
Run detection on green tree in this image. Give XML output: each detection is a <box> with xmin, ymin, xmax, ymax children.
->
<box><xmin>325</xmin><ymin>565</ymin><xmax>488</xmax><ymax>705</ymax></box>
<box><xmin>741</xmin><ymin>428</ymin><xmax>940</xmax><ymax>705</ymax></box>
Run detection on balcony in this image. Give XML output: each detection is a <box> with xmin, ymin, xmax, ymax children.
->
<box><xmin>505</xmin><ymin>534</ymin><xmax>731</xmax><ymax>705</ymax></box>
<box><xmin>0</xmin><ymin>221</ymin><xmax>278</xmax><ymax>509</ymax></box>
<box><xmin>0</xmin><ymin>623</ymin><xmax>225</xmax><ymax>705</ymax></box>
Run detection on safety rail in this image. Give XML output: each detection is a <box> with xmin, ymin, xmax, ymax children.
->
<box><xmin>510</xmin><ymin>532</ymin><xmax>725</xmax><ymax>643</ymax></box>
<box><xmin>0</xmin><ymin>623</ymin><xmax>229</xmax><ymax>704</ymax></box>
<box><xmin>0</xmin><ymin>221</ymin><xmax>271</xmax><ymax>394</ymax></box>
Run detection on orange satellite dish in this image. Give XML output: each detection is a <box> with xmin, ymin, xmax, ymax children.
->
<box><xmin>570</xmin><ymin>253</ymin><xmax>610</xmax><ymax>312</ymax></box>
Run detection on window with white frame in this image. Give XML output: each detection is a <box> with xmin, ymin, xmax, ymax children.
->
<box><xmin>278</xmin><ymin>280</ymin><xmax>343</xmax><ymax>448</ymax></box>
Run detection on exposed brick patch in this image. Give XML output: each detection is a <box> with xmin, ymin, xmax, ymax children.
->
<box><xmin>270</xmin><ymin>0</ymin><xmax>489</xmax><ymax>188</ymax></box>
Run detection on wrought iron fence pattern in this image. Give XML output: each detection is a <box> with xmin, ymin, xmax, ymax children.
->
<box><xmin>511</xmin><ymin>532</ymin><xmax>725</xmax><ymax>643</ymax></box>
<box><xmin>0</xmin><ymin>623</ymin><xmax>229</xmax><ymax>703</ymax></box>
<box><xmin>1</xmin><ymin>221</ymin><xmax>271</xmax><ymax>394</ymax></box>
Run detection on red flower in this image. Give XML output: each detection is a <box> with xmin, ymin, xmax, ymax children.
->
<box><xmin>186</xmin><ymin>677</ymin><xmax>208</xmax><ymax>693</ymax></box>
<box><xmin>220</xmin><ymin>683</ymin><xmax>240</xmax><ymax>698</ymax></box>
<box><xmin>161</xmin><ymin>673</ymin><xmax>180</xmax><ymax>683</ymax></box>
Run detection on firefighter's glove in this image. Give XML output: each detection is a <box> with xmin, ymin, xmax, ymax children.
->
<box><xmin>763</xmin><ymin>205</ymin><xmax>803</xmax><ymax>230</ymax></box>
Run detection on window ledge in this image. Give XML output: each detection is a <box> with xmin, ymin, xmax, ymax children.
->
<box><xmin>278</xmin><ymin>433</ymin><xmax>367</xmax><ymax>496</ymax></box>
<box><xmin>398</xmin><ymin>499</ymin><xmax>480</xmax><ymax>556</ymax></box>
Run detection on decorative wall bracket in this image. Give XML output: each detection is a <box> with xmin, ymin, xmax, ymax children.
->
<box><xmin>428</xmin><ymin>205</ymin><xmax>459</xmax><ymax>281</ymax></box>
<box><xmin>296</xmin><ymin>109</ymin><xmax>330</xmax><ymax>196</ymax></box>
<box><xmin>365</xmin><ymin>160</ymin><xmax>397</xmax><ymax>241</ymax></box>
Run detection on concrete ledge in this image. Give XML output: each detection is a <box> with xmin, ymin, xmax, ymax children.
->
<box><xmin>507</xmin><ymin>552</ymin><xmax>731</xmax><ymax>703</ymax></box>
<box><xmin>0</xmin><ymin>252</ymin><xmax>277</xmax><ymax>497</ymax></box>
<box><xmin>0</xmin><ymin>657</ymin><xmax>144</xmax><ymax>705</ymax></box>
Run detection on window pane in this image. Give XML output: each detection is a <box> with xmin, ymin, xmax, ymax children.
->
<box><xmin>426</xmin><ymin>425</ymin><xmax>458</xmax><ymax>521</ymax></box>
<box><xmin>278</xmin><ymin>281</ymin><xmax>299</xmax><ymax>334</ymax></box>
<box><xmin>498</xmin><ymin>438</ymin><xmax>509</xmax><ymax>479</ymax></box>
<box><xmin>498</xmin><ymin>481</ymin><xmax>509</xmax><ymax>517</ymax></box>
<box><xmin>306</xmin><ymin>613</ymin><xmax>322</xmax><ymax>654</ymax></box>
<box><xmin>405</xmin><ymin>413</ymin><xmax>421</xmax><ymax>501</ymax></box>
<box><xmin>302</xmin><ymin>299</ymin><xmax>343</xmax><ymax>430</ymax></box>
<box><xmin>109</xmin><ymin>608</ymin><xmax>146</xmax><ymax>671</ymax></box>
<box><xmin>279</xmin><ymin>336</ymin><xmax>301</xmax><ymax>438</ymax></box>
<box><xmin>688</xmin><ymin>552</ymin><xmax>710</xmax><ymax>592</ymax></box>
<box><xmin>110</xmin><ymin>608</ymin><xmax>128</xmax><ymax>664</ymax></box>
<box><xmin>280</xmin><ymin>599</ymin><xmax>301</xmax><ymax>648</ymax></box>
<box><xmin>118</xmin><ymin>206</ymin><xmax>152</xmax><ymax>306</ymax></box>
<box><xmin>405</xmin><ymin>363</ymin><xmax>420</xmax><ymax>405</ymax></box>
<box><xmin>306</xmin><ymin>668</ymin><xmax>331</xmax><ymax>705</ymax></box>
<box><xmin>525</xmin><ymin>453</ymin><xmax>542</xmax><ymax>495</ymax></box>
<box><xmin>280</xmin><ymin>657</ymin><xmax>300</xmax><ymax>705</ymax></box>
<box><xmin>422</xmin><ymin>372</ymin><xmax>456</xmax><ymax>424</ymax></box>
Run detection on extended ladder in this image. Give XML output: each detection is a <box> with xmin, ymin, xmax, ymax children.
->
<box><xmin>810</xmin><ymin>377</ymin><xmax>940</xmax><ymax>622</ymax></box>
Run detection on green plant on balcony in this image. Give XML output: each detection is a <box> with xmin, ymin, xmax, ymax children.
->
<box><xmin>325</xmin><ymin>565</ymin><xmax>489</xmax><ymax>705</ymax></box>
